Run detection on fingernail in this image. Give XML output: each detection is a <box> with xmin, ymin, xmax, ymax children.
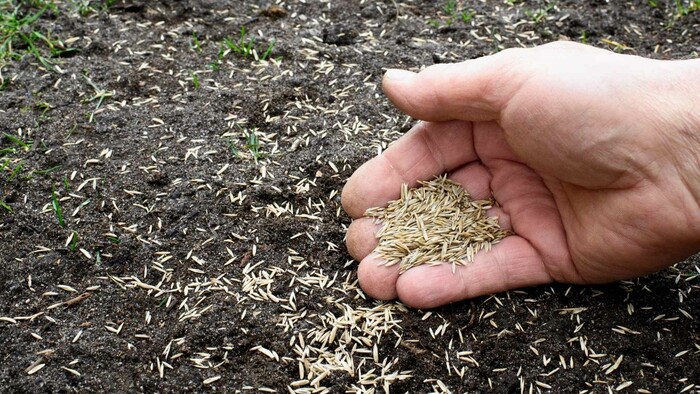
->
<box><xmin>384</xmin><ymin>69</ymin><xmax>415</xmax><ymax>81</ymax></box>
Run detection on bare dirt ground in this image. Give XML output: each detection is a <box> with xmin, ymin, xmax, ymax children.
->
<box><xmin>0</xmin><ymin>0</ymin><xmax>699</xmax><ymax>392</ymax></box>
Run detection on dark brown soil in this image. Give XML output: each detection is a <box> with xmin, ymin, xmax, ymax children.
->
<box><xmin>1</xmin><ymin>1</ymin><xmax>699</xmax><ymax>392</ymax></box>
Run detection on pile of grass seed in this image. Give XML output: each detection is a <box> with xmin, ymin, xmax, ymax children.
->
<box><xmin>365</xmin><ymin>176</ymin><xmax>509</xmax><ymax>273</ymax></box>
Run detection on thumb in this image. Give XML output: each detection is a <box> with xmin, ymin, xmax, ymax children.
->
<box><xmin>382</xmin><ymin>48</ymin><xmax>525</xmax><ymax>122</ymax></box>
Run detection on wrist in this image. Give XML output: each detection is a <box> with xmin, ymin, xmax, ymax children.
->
<box><xmin>667</xmin><ymin>59</ymin><xmax>700</xmax><ymax>241</ymax></box>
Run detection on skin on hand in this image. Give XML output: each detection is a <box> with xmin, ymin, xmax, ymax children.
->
<box><xmin>342</xmin><ymin>41</ymin><xmax>700</xmax><ymax>309</ymax></box>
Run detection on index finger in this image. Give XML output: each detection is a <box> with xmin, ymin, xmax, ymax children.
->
<box><xmin>341</xmin><ymin>120</ymin><xmax>478</xmax><ymax>218</ymax></box>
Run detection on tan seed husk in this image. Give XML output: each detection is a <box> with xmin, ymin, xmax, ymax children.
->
<box><xmin>365</xmin><ymin>175</ymin><xmax>509</xmax><ymax>274</ymax></box>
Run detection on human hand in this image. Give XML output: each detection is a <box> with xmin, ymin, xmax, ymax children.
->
<box><xmin>342</xmin><ymin>41</ymin><xmax>700</xmax><ymax>308</ymax></box>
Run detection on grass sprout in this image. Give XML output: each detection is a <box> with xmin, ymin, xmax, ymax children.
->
<box><xmin>51</xmin><ymin>189</ymin><xmax>65</xmax><ymax>228</ymax></box>
<box><xmin>443</xmin><ymin>0</ymin><xmax>457</xmax><ymax>16</ymax></box>
<box><xmin>73</xmin><ymin>0</ymin><xmax>115</xmax><ymax>16</ymax></box>
<box><xmin>32</xmin><ymin>165</ymin><xmax>61</xmax><ymax>176</ymax></box>
<box><xmin>0</xmin><ymin>1</ymin><xmax>77</xmax><ymax>72</ymax></box>
<box><xmin>190</xmin><ymin>32</ymin><xmax>202</xmax><ymax>51</ymax></box>
<box><xmin>525</xmin><ymin>2</ymin><xmax>556</xmax><ymax>23</ymax></box>
<box><xmin>460</xmin><ymin>9</ymin><xmax>476</xmax><ymax>23</ymax></box>
<box><xmin>74</xmin><ymin>0</ymin><xmax>94</xmax><ymax>16</ymax></box>
<box><xmin>244</xmin><ymin>127</ymin><xmax>262</xmax><ymax>162</ymax></box>
<box><xmin>83</xmin><ymin>75</ymin><xmax>114</xmax><ymax>109</ymax></box>
<box><xmin>3</xmin><ymin>132</ymin><xmax>31</xmax><ymax>150</ymax></box>
<box><xmin>260</xmin><ymin>39</ymin><xmax>275</xmax><ymax>61</ymax></box>
<box><xmin>190</xmin><ymin>71</ymin><xmax>200</xmax><ymax>89</ymax></box>
<box><xmin>221</xmin><ymin>27</ymin><xmax>276</xmax><ymax>62</ymax></box>
<box><xmin>429</xmin><ymin>1</ymin><xmax>478</xmax><ymax>27</ymax></box>
<box><xmin>223</xmin><ymin>126</ymin><xmax>264</xmax><ymax>162</ymax></box>
<box><xmin>35</xmin><ymin>100</ymin><xmax>53</xmax><ymax>116</ymax></box>
<box><xmin>82</xmin><ymin>75</ymin><xmax>114</xmax><ymax>122</ymax></box>
<box><xmin>69</xmin><ymin>231</ymin><xmax>78</xmax><ymax>251</ymax></box>
<box><xmin>224</xmin><ymin>138</ymin><xmax>239</xmax><ymax>158</ymax></box>
<box><xmin>106</xmin><ymin>235</ymin><xmax>120</xmax><ymax>244</ymax></box>
<box><xmin>8</xmin><ymin>161</ymin><xmax>23</xmax><ymax>180</ymax></box>
<box><xmin>675</xmin><ymin>0</ymin><xmax>700</xmax><ymax>16</ymax></box>
<box><xmin>223</xmin><ymin>27</ymin><xmax>256</xmax><ymax>57</ymax></box>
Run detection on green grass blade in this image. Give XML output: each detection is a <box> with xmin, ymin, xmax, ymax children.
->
<box><xmin>51</xmin><ymin>190</ymin><xmax>65</xmax><ymax>228</ymax></box>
